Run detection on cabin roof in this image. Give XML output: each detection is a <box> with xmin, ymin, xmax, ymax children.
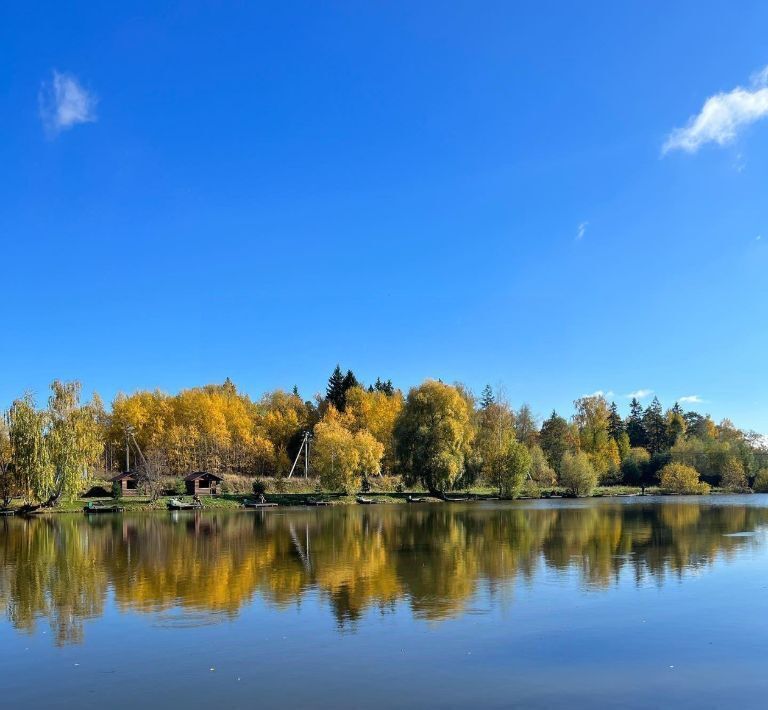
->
<box><xmin>110</xmin><ymin>471</ymin><xmax>137</xmax><ymax>482</ymax></box>
<box><xmin>184</xmin><ymin>471</ymin><xmax>224</xmax><ymax>482</ymax></box>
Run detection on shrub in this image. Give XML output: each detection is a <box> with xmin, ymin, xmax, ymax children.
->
<box><xmin>252</xmin><ymin>479</ymin><xmax>267</xmax><ymax>497</ymax></box>
<box><xmin>753</xmin><ymin>468</ymin><xmax>768</xmax><ymax>492</ymax></box>
<box><xmin>660</xmin><ymin>462</ymin><xmax>710</xmax><ymax>495</ymax></box>
<box><xmin>111</xmin><ymin>481</ymin><xmax>122</xmax><ymax>500</ymax></box>
<box><xmin>560</xmin><ymin>451</ymin><xmax>597</xmax><ymax>497</ymax></box>
<box><xmin>173</xmin><ymin>478</ymin><xmax>186</xmax><ymax>496</ymax></box>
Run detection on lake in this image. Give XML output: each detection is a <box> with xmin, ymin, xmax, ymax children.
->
<box><xmin>2</xmin><ymin>496</ymin><xmax>768</xmax><ymax>708</ymax></box>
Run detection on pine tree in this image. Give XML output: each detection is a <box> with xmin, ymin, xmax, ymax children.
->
<box><xmin>292</xmin><ymin>385</ymin><xmax>300</xmax><ymax>398</ymax></box>
<box><xmin>480</xmin><ymin>385</ymin><xmax>495</xmax><ymax>409</ymax></box>
<box><xmin>642</xmin><ymin>397</ymin><xmax>667</xmax><ymax>454</ymax></box>
<box><xmin>607</xmin><ymin>402</ymin><xmax>624</xmax><ymax>441</ymax></box>
<box><xmin>326</xmin><ymin>365</ymin><xmax>346</xmax><ymax>411</ymax></box>
<box><xmin>626</xmin><ymin>398</ymin><xmax>646</xmax><ymax>448</ymax></box>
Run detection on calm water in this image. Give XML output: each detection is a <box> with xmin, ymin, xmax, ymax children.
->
<box><xmin>3</xmin><ymin>497</ymin><xmax>768</xmax><ymax>708</ymax></box>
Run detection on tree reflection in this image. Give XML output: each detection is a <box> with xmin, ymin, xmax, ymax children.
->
<box><xmin>1</xmin><ymin>500</ymin><xmax>767</xmax><ymax>644</ymax></box>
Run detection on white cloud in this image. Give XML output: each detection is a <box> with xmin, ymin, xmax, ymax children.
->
<box><xmin>39</xmin><ymin>70</ymin><xmax>97</xmax><ymax>136</ymax></box>
<box><xmin>663</xmin><ymin>66</ymin><xmax>768</xmax><ymax>154</ymax></box>
<box><xmin>626</xmin><ymin>389</ymin><xmax>653</xmax><ymax>400</ymax></box>
<box><xmin>678</xmin><ymin>395</ymin><xmax>703</xmax><ymax>404</ymax></box>
<box><xmin>576</xmin><ymin>222</ymin><xmax>588</xmax><ymax>240</ymax></box>
<box><xmin>582</xmin><ymin>390</ymin><xmax>614</xmax><ymax>399</ymax></box>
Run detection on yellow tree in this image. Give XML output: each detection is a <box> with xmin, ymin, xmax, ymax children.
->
<box><xmin>344</xmin><ymin>386</ymin><xmax>403</xmax><ymax>474</ymax></box>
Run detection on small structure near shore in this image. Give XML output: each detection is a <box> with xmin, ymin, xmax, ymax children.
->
<box><xmin>184</xmin><ymin>471</ymin><xmax>223</xmax><ymax>496</ymax></box>
<box><xmin>110</xmin><ymin>471</ymin><xmax>139</xmax><ymax>497</ymax></box>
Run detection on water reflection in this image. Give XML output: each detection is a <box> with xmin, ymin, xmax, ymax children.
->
<box><xmin>1</xmin><ymin>499</ymin><xmax>766</xmax><ymax>644</ymax></box>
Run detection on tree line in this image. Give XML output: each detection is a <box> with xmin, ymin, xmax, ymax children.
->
<box><xmin>1</xmin><ymin>367</ymin><xmax>766</xmax><ymax>505</ymax></box>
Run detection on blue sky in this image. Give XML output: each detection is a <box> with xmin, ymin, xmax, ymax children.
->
<box><xmin>2</xmin><ymin>1</ymin><xmax>768</xmax><ymax>430</ymax></box>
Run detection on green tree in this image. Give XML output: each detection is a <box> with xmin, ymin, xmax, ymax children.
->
<box><xmin>607</xmin><ymin>402</ymin><xmax>624</xmax><ymax>441</ymax></box>
<box><xmin>621</xmin><ymin>447</ymin><xmax>650</xmax><ymax>492</ymax></box>
<box><xmin>479</xmin><ymin>385</ymin><xmax>495</xmax><ymax>409</ymax></box>
<box><xmin>326</xmin><ymin>365</ymin><xmax>346</xmax><ymax>411</ymax></box>
<box><xmin>626</xmin><ymin>398</ymin><xmax>646</xmax><ymax>448</ymax></box>
<box><xmin>539</xmin><ymin>411</ymin><xmax>572</xmax><ymax>472</ymax></box>
<box><xmin>499</xmin><ymin>439</ymin><xmax>532</xmax><ymax>498</ymax></box>
<box><xmin>642</xmin><ymin>397</ymin><xmax>668</xmax><ymax>454</ymax></box>
<box><xmin>394</xmin><ymin>380</ymin><xmax>475</xmax><ymax>494</ymax></box>
<box><xmin>559</xmin><ymin>451</ymin><xmax>597</xmax><ymax>497</ymax></box>
<box><xmin>8</xmin><ymin>394</ymin><xmax>48</xmax><ymax>503</ymax></box>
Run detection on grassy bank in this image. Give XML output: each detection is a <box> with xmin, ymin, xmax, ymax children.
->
<box><xmin>3</xmin><ymin>483</ymin><xmax>675</xmax><ymax>515</ymax></box>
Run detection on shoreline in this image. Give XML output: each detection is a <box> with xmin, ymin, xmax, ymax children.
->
<box><xmin>6</xmin><ymin>485</ymin><xmax>756</xmax><ymax>515</ymax></box>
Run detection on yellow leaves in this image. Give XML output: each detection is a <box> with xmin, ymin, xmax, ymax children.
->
<box><xmin>313</xmin><ymin>408</ymin><xmax>385</xmax><ymax>491</ymax></box>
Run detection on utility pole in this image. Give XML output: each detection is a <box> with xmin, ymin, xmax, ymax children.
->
<box><xmin>288</xmin><ymin>431</ymin><xmax>312</xmax><ymax>478</ymax></box>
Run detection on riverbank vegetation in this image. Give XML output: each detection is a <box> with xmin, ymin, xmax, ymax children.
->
<box><xmin>1</xmin><ymin>367</ymin><xmax>766</xmax><ymax>507</ymax></box>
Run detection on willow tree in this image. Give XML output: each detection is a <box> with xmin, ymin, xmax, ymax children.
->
<box><xmin>9</xmin><ymin>382</ymin><xmax>102</xmax><ymax>507</ymax></box>
<box><xmin>37</xmin><ymin>381</ymin><xmax>102</xmax><ymax>506</ymax></box>
<box><xmin>394</xmin><ymin>380</ymin><xmax>475</xmax><ymax>494</ymax></box>
<box><xmin>0</xmin><ymin>413</ymin><xmax>15</xmax><ymax>507</ymax></box>
<box><xmin>8</xmin><ymin>394</ymin><xmax>48</xmax><ymax>503</ymax></box>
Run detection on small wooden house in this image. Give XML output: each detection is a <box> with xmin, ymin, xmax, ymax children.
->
<box><xmin>111</xmin><ymin>471</ymin><xmax>139</xmax><ymax>497</ymax></box>
<box><xmin>184</xmin><ymin>471</ymin><xmax>223</xmax><ymax>496</ymax></box>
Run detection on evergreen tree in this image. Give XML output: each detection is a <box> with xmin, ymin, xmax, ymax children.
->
<box><xmin>626</xmin><ymin>398</ymin><xmax>646</xmax><ymax>448</ymax></box>
<box><xmin>607</xmin><ymin>402</ymin><xmax>624</xmax><ymax>441</ymax></box>
<box><xmin>642</xmin><ymin>397</ymin><xmax>668</xmax><ymax>454</ymax></box>
<box><xmin>539</xmin><ymin>410</ymin><xmax>571</xmax><ymax>472</ymax></box>
<box><xmin>326</xmin><ymin>365</ymin><xmax>346</xmax><ymax>411</ymax></box>
<box><xmin>373</xmin><ymin>377</ymin><xmax>395</xmax><ymax>396</ymax></box>
<box><xmin>480</xmin><ymin>385</ymin><xmax>495</xmax><ymax>409</ymax></box>
<box><xmin>292</xmin><ymin>385</ymin><xmax>300</xmax><ymax>398</ymax></box>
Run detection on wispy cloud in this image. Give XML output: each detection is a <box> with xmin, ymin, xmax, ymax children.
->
<box><xmin>678</xmin><ymin>395</ymin><xmax>703</xmax><ymax>404</ymax></box>
<box><xmin>626</xmin><ymin>389</ymin><xmax>653</xmax><ymax>400</ymax></box>
<box><xmin>663</xmin><ymin>66</ymin><xmax>768</xmax><ymax>154</ymax></box>
<box><xmin>39</xmin><ymin>70</ymin><xmax>97</xmax><ymax>137</ymax></box>
<box><xmin>576</xmin><ymin>222</ymin><xmax>588</xmax><ymax>240</ymax></box>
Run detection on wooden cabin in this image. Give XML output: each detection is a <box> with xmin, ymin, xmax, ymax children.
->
<box><xmin>184</xmin><ymin>471</ymin><xmax>223</xmax><ymax>496</ymax></box>
<box><xmin>111</xmin><ymin>471</ymin><xmax>139</xmax><ymax>497</ymax></box>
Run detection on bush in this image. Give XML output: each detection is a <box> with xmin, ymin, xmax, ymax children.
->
<box><xmin>560</xmin><ymin>451</ymin><xmax>597</xmax><ymax>497</ymax></box>
<box><xmin>753</xmin><ymin>468</ymin><xmax>768</xmax><ymax>492</ymax></box>
<box><xmin>660</xmin><ymin>462</ymin><xmax>710</xmax><ymax>495</ymax></box>
<box><xmin>252</xmin><ymin>479</ymin><xmax>267</xmax><ymax>497</ymax></box>
<box><xmin>111</xmin><ymin>481</ymin><xmax>122</xmax><ymax>499</ymax></box>
<box><xmin>173</xmin><ymin>478</ymin><xmax>186</xmax><ymax>496</ymax></box>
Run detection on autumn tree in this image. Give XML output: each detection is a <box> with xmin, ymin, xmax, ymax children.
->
<box><xmin>474</xmin><ymin>390</ymin><xmax>516</xmax><ymax>494</ymax></box>
<box><xmin>313</xmin><ymin>409</ymin><xmax>383</xmax><ymax>492</ymax></box>
<box><xmin>529</xmin><ymin>445</ymin><xmax>557</xmax><ymax>487</ymax></box>
<box><xmin>659</xmin><ymin>462</ymin><xmax>709</xmax><ymax>494</ymax></box>
<box><xmin>514</xmin><ymin>404</ymin><xmax>538</xmax><ymax>447</ymax></box>
<box><xmin>559</xmin><ymin>451</ymin><xmax>597</xmax><ymax>497</ymax></box>
<box><xmin>344</xmin><ymin>386</ymin><xmax>404</xmax><ymax>474</ymax></box>
<box><xmin>394</xmin><ymin>380</ymin><xmax>475</xmax><ymax>494</ymax></box>
<box><xmin>572</xmin><ymin>395</ymin><xmax>620</xmax><ymax>483</ymax></box>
